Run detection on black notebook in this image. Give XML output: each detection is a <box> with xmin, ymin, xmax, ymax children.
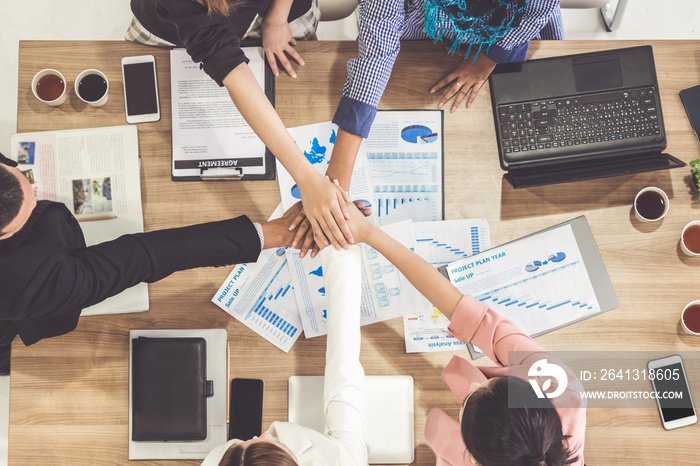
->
<box><xmin>131</xmin><ymin>337</ymin><xmax>210</xmax><ymax>441</ymax></box>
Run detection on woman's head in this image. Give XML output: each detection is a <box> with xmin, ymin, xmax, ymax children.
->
<box><xmin>460</xmin><ymin>376</ymin><xmax>578</xmax><ymax>466</ymax></box>
<box><xmin>218</xmin><ymin>432</ymin><xmax>298</xmax><ymax>466</ymax></box>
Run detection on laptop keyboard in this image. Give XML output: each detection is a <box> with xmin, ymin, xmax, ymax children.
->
<box><xmin>497</xmin><ymin>87</ymin><xmax>662</xmax><ymax>155</ymax></box>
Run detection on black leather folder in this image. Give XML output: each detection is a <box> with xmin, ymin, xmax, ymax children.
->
<box><xmin>132</xmin><ymin>337</ymin><xmax>210</xmax><ymax>441</ymax></box>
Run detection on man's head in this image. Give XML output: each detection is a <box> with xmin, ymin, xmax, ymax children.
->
<box><xmin>0</xmin><ymin>163</ymin><xmax>36</xmax><ymax>239</ymax></box>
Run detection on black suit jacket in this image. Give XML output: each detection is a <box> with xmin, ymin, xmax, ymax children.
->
<box><xmin>0</xmin><ymin>201</ymin><xmax>261</xmax><ymax>346</ymax></box>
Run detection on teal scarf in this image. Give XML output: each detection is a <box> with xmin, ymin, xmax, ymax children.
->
<box><xmin>423</xmin><ymin>0</ymin><xmax>531</xmax><ymax>59</ymax></box>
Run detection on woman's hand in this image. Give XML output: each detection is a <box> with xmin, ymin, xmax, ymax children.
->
<box><xmin>430</xmin><ymin>53</ymin><xmax>497</xmax><ymax>113</ymax></box>
<box><xmin>262</xmin><ymin>16</ymin><xmax>305</xmax><ymax>78</ymax></box>
<box><xmin>296</xmin><ymin>175</ymin><xmax>353</xmax><ymax>251</ymax></box>
<box><xmin>330</xmin><ymin>180</ymin><xmax>375</xmax><ymax>245</ymax></box>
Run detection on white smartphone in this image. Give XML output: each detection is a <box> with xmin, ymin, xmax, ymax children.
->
<box><xmin>121</xmin><ymin>55</ymin><xmax>161</xmax><ymax>124</ymax></box>
<box><xmin>648</xmin><ymin>355</ymin><xmax>698</xmax><ymax>430</ymax></box>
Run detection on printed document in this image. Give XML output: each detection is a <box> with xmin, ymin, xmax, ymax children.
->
<box><xmin>446</xmin><ymin>224</ymin><xmax>601</xmax><ymax>337</ymax></box>
<box><xmin>277</xmin><ymin>111</ymin><xmax>444</xmax><ymax>224</ymax></box>
<box><xmin>10</xmin><ymin>125</ymin><xmax>147</xmax><ymax>316</ymax></box>
<box><xmin>404</xmin><ymin>219</ymin><xmax>490</xmax><ymax>353</ymax></box>
<box><xmin>365</xmin><ymin>110</ymin><xmax>443</xmax><ymax>224</ymax></box>
<box><xmin>212</xmin><ymin>205</ymin><xmax>303</xmax><ymax>353</ymax></box>
<box><xmin>288</xmin><ymin>221</ymin><xmax>428</xmax><ymax>338</ymax></box>
<box><xmin>277</xmin><ymin>121</ymin><xmax>373</xmax><ymax>213</ymax></box>
<box><xmin>170</xmin><ymin>47</ymin><xmax>268</xmax><ymax>179</ymax></box>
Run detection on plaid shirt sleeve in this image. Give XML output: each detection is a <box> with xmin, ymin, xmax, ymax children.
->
<box><xmin>487</xmin><ymin>0</ymin><xmax>563</xmax><ymax>63</ymax></box>
<box><xmin>332</xmin><ymin>0</ymin><xmax>405</xmax><ymax>138</ymax></box>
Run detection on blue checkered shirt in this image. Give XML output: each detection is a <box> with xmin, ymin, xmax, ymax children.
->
<box><xmin>333</xmin><ymin>0</ymin><xmax>563</xmax><ymax>137</ymax></box>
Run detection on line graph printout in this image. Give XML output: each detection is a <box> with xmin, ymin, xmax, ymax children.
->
<box><xmin>211</xmin><ymin>204</ymin><xmax>302</xmax><ymax>353</ymax></box>
<box><xmin>404</xmin><ymin>219</ymin><xmax>491</xmax><ymax>353</ymax></box>
<box><xmin>288</xmin><ymin>221</ymin><xmax>427</xmax><ymax>338</ymax></box>
<box><xmin>446</xmin><ymin>224</ymin><xmax>601</xmax><ymax>338</ymax></box>
<box><xmin>365</xmin><ymin>110</ymin><xmax>443</xmax><ymax>225</ymax></box>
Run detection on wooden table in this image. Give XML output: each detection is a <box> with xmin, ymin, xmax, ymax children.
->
<box><xmin>11</xmin><ymin>40</ymin><xmax>700</xmax><ymax>465</ymax></box>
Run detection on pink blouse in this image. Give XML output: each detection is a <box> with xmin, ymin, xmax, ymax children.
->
<box><xmin>424</xmin><ymin>295</ymin><xmax>586</xmax><ymax>466</ymax></box>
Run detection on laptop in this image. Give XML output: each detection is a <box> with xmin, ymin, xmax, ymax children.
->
<box><xmin>288</xmin><ymin>375</ymin><xmax>414</xmax><ymax>464</ymax></box>
<box><xmin>489</xmin><ymin>45</ymin><xmax>685</xmax><ymax>188</ymax></box>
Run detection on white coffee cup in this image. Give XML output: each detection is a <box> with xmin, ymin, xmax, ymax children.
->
<box><xmin>681</xmin><ymin>220</ymin><xmax>700</xmax><ymax>257</ymax></box>
<box><xmin>681</xmin><ymin>300</ymin><xmax>700</xmax><ymax>335</ymax></box>
<box><xmin>31</xmin><ymin>69</ymin><xmax>67</xmax><ymax>106</ymax></box>
<box><xmin>75</xmin><ymin>69</ymin><xmax>109</xmax><ymax>107</ymax></box>
<box><xmin>633</xmin><ymin>187</ymin><xmax>669</xmax><ymax>222</ymax></box>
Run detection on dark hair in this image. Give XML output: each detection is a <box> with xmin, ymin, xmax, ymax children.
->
<box><xmin>219</xmin><ymin>440</ymin><xmax>297</xmax><ymax>466</ymax></box>
<box><xmin>0</xmin><ymin>165</ymin><xmax>24</xmax><ymax>234</ymax></box>
<box><xmin>461</xmin><ymin>376</ymin><xmax>578</xmax><ymax>466</ymax></box>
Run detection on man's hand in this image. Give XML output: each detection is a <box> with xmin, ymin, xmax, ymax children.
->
<box><xmin>430</xmin><ymin>53</ymin><xmax>497</xmax><ymax>113</ymax></box>
<box><xmin>262</xmin><ymin>17</ymin><xmax>305</xmax><ymax>78</ymax></box>
<box><xmin>260</xmin><ymin>202</ymin><xmax>303</xmax><ymax>249</ymax></box>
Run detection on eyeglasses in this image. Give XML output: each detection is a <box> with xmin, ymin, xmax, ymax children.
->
<box><xmin>0</xmin><ymin>153</ymin><xmax>18</xmax><ymax>168</ymax></box>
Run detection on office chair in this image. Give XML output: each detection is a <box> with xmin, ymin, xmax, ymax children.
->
<box><xmin>559</xmin><ymin>0</ymin><xmax>628</xmax><ymax>32</ymax></box>
<box><xmin>318</xmin><ymin>0</ymin><xmax>359</xmax><ymax>22</ymax></box>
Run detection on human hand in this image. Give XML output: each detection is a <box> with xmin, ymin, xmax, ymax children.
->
<box><xmin>430</xmin><ymin>53</ymin><xmax>497</xmax><ymax>113</ymax></box>
<box><xmin>330</xmin><ymin>180</ymin><xmax>374</xmax><ymax>244</ymax></box>
<box><xmin>262</xmin><ymin>17</ymin><xmax>305</xmax><ymax>78</ymax></box>
<box><xmin>297</xmin><ymin>175</ymin><xmax>353</xmax><ymax>250</ymax></box>
<box><xmin>261</xmin><ymin>202</ymin><xmax>303</xmax><ymax>249</ymax></box>
<box><xmin>290</xmin><ymin>200</ymin><xmax>372</xmax><ymax>258</ymax></box>
<box><xmin>288</xmin><ymin>205</ymin><xmax>320</xmax><ymax>259</ymax></box>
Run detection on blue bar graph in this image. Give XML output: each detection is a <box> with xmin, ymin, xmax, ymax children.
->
<box><xmin>469</xmin><ymin>260</ymin><xmax>597</xmax><ymax>336</ymax></box>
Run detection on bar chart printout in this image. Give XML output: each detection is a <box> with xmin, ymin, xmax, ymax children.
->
<box><xmin>212</xmin><ymin>247</ymin><xmax>303</xmax><ymax>353</ymax></box>
<box><xmin>446</xmin><ymin>224</ymin><xmax>601</xmax><ymax>338</ymax></box>
<box><xmin>364</xmin><ymin>110</ymin><xmax>444</xmax><ymax>225</ymax></box>
<box><xmin>288</xmin><ymin>221</ymin><xmax>426</xmax><ymax>339</ymax></box>
<box><xmin>404</xmin><ymin>219</ymin><xmax>491</xmax><ymax>353</ymax></box>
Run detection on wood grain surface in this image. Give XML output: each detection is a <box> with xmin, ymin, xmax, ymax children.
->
<box><xmin>11</xmin><ymin>40</ymin><xmax>700</xmax><ymax>465</ymax></box>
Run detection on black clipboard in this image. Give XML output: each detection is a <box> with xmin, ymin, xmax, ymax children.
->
<box><xmin>439</xmin><ymin>216</ymin><xmax>618</xmax><ymax>360</ymax></box>
<box><xmin>170</xmin><ymin>46</ymin><xmax>276</xmax><ymax>181</ymax></box>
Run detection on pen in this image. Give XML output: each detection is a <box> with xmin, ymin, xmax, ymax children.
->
<box><xmin>77</xmin><ymin>215</ymin><xmax>117</xmax><ymax>222</ymax></box>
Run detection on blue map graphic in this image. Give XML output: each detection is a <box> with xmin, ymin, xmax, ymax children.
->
<box><xmin>309</xmin><ymin>266</ymin><xmax>323</xmax><ymax>277</ymax></box>
<box><xmin>302</xmin><ymin>129</ymin><xmax>336</xmax><ymax>165</ymax></box>
<box><xmin>318</xmin><ymin>287</ymin><xmax>325</xmax><ymax>296</ymax></box>
<box><xmin>304</xmin><ymin>137</ymin><xmax>327</xmax><ymax>164</ymax></box>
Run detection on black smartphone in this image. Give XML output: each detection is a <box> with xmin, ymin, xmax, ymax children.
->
<box><xmin>680</xmin><ymin>84</ymin><xmax>700</xmax><ymax>144</ymax></box>
<box><xmin>121</xmin><ymin>55</ymin><xmax>161</xmax><ymax>124</ymax></box>
<box><xmin>229</xmin><ymin>378</ymin><xmax>264</xmax><ymax>440</ymax></box>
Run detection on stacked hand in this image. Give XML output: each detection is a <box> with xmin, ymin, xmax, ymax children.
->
<box><xmin>430</xmin><ymin>52</ymin><xmax>497</xmax><ymax>113</ymax></box>
<box><xmin>290</xmin><ymin>179</ymin><xmax>373</xmax><ymax>258</ymax></box>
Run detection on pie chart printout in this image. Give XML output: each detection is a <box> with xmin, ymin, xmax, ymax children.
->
<box><xmin>401</xmin><ymin>125</ymin><xmax>438</xmax><ymax>144</ymax></box>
